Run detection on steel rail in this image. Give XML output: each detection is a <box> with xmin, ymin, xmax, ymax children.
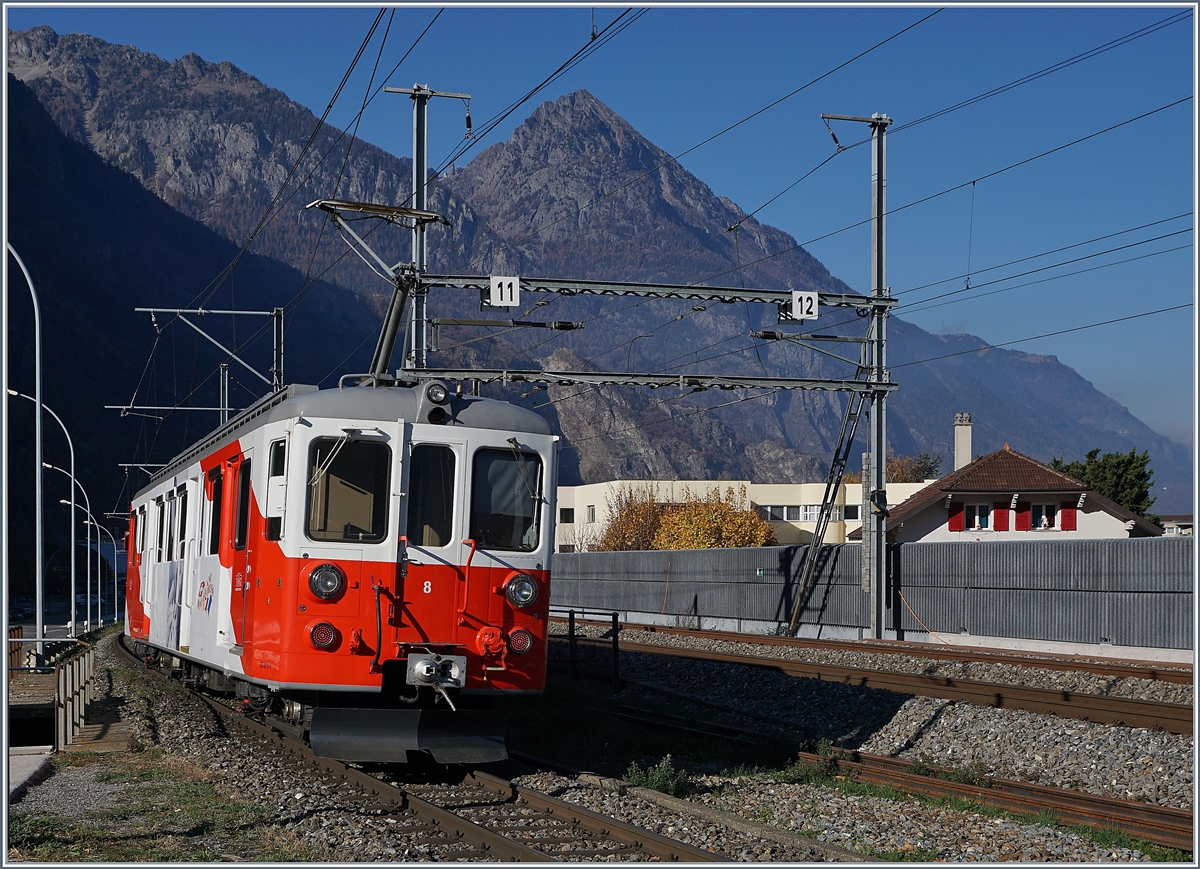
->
<box><xmin>580</xmin><ymin>692</ymin><xmax>1192</xmax><ymax>853</ymax></box>
<box><xmin>110</xmin><ymin>636</ymin><xmax>550</xmax><ymax>861</ymax></box>
<box><xmin>114</xmin><ymin>634</ymin><xmax>724</xmax><ymax>861</ymax></box>
<box><xmin>796</xmin><ymin>749</ymin><xmax>1193</xmax><ymax>853</ymax></box>
<box><xmin>555</xmin><ymin>616</ymin><xmax>1194</xmax><ymax>684</ymax></box>
<box><xmin>558</xmin><ymin>634</ymin><xmax>1193</xmax><ymax>734</ymax></box>
<box><xmin>462</xmin><ymin>769</ymin><xmax>725</xmax><ymax>861</ymax></box>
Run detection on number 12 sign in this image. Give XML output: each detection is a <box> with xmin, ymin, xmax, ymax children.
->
<box><xmin>489</xmin><ymin>276</ymin><xmax>520</xmax><ymax>307</ymax></box>
<box><xmin>791</xmin><ymin>291</ymin><xmax>819</xmax><ymax>320</ymax></box>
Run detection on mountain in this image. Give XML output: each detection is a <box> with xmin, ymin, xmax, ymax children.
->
<box><xmin>7</xmin><ymin>27</ymin><xmax>1192</xmax><ymax>514</ymax></box>
<box><xmin>5</xmin><ymin>73</ymin><xmax>385</xmax><ymax>592</ymax></box>
<box><xmin>4</xmin><ymin>25</ymin><xmax>526</xmax><ymax>296</ymax></box>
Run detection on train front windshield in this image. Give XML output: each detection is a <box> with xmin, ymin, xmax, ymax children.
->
<box><xmin>471</xmin><ymin>449</ymin><xmax>543</xmax><ymax>551</ymax></box>
<box><xmin>307</xmin><ymin>437</ymin><xmax>391</xmax><ymax>542</ymax></box>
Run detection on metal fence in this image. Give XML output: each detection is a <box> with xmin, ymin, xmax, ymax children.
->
<box><xmin>551</xmin><ymin>537</ymin><xmax>1193</xmax><ymax>649</ymax></box>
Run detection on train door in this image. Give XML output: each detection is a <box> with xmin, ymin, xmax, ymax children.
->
<box><xmin>178</xmin><ymin>477</ymin><xmax>199</xmax><ymax>652</ymax></box>
<box><xmin>461</xmin><ymin>432</ymin><xmax>556</xmax><ymax>643</ymax></box>
<box><xmin>230</xmin><ymin>450</ymin><xmax>254</xmax><ymax>646</ymax></box>
<box><xmin>190</xmin><ymin>465</ymin><xmax>225</xmax><ymax>658</ymax></box>
<box><xmin>400</xmin><ymin>431</ymin><xmax>467</xmax><ymax>641</ymax></box>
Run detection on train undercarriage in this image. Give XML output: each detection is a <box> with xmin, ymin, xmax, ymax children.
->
<box><xmin>130</xmin><ymin>638</ymin><xmax>508</xmax><ymax>764</ymax></box>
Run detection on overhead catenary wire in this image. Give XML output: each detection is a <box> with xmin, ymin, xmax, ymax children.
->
<box><xmin>697</xmin><ymin>96</ymin><xmax>1193</xmax><ymax>289</ymax></box>
<box><xmin>432</xmin><ymin>8</ymin><xmax>943</xmax><ymax>285</ymax></box>
<box><xmin>436</xmin><ymin>20</ymin><xmax>1192</xmax><ymax>389</ymax></box>
<box><xmin>218</xmin><ymin>7</ymin><xmax>946</xmax><ymax>393</ymax></box>
<box><xmin>562</xmin><ymin>302</ymin><xmax>1189</xmax><ymax>448</ymax></box>
<box><xmin>722</xmin><ymin>10</ymin><xmax>1189</xmax><ymax>235</ymax></box>
<box><xmin>128</xmin><ymin>8</ymin><xmax>446</xmax><ymax>440</ymax></box>
<box><xmin>125</xmin><ymin>9</ymin><xmax>397</xmax><ymax>445</ymax></box>
<box><xmin>431</xmin><ymin>8</ymin><xmax>649</xmax><ymax>178</ymax></box>
<box><xmin>901</xmin><ymin>242</ymin><xmax>1192</xmax><ymax>317</ymax></box>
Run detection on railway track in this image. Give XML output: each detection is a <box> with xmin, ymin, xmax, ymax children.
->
<box><xmin>114</xmin><ymin>634</ymin><xmax>724</xmax><ymax>861</ymax></box>
<box><xmin>589</xmin><ymin>696</ymin><xmax>1193</xmax><ymax>853</ymax></box>
<box><xmin>553</xmin><ymin>629</ymin><xmax>1193</xmax><ymax>734</ymax></box>
<box><xmin>555</xmin><ymin>617</ymin><xmax>1193</xmax><ymax>684</ymax></box>
<box><xmin>794</xmin><ymin>748</ymin><xmax>1195</xmax><ymax>853</ymax></box>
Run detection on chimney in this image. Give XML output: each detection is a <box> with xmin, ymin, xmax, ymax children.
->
<box><xmin>954</xmin><ymin>413</ymin><xmax>972</xmax><ymax>471</ymax></box>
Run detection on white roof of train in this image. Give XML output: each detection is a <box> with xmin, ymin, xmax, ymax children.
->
<box><xmin>138</xmin><ymin>382</ymin><xmax>552</xmax><ymax>496</ymax></box>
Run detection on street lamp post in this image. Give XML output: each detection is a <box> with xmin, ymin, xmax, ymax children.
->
<box><xmin>55</xmin><ymin>476</ymin><xmax>93</xmax><ymax>632</ymax></box>
<box><xmin>7</xmin><ymin>245</ymin><xmax>44</xmax><ymax>658</ymax></box>
<box><xmin>85</xmin><ymin>513</ymin><xmax>117</xmax><ymax>628</ymax></box>
<box><xmin>59</xmin><ymin>499</ymin><xmax>103</xmax><ymax>629</ymax></box>
<box><xmin>44</xmin><ymin>462</ymin><xmax>90</xmax><ymax>634</ymax></box>
<box><xmin>13</xmin><ymin>392</ymin><xmax>78</xmax><ymax>635</ymax></box>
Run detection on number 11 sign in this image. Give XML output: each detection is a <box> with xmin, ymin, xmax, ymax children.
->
<box><xmin>489</xmin><ymin>276</ymin><xmax>520</xmax><ymax>307</ymax></box>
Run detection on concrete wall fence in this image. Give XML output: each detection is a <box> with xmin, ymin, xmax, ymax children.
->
<box><xmin>550</xmin><ymin>537</ymin><xmax>1194</xmax><ymax>650</ymax></box>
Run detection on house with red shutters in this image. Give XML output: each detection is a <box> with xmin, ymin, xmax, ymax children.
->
<box><xmin>873</xmin><ymin>443</ymin><xmax>1162</xmax><ymax>543</ymax></box>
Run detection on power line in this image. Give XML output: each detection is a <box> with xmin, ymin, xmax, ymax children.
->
<box><xmin>433</xmin><ymin>9</ymin><xmax>943</xmax><ymax>283</ymax></box>
<box><xmin>724</xmin><ymin>10</ymin><xmax>1190</xmax><ymax>234</ymax></box>
<box><xmin>890</xmin><ymin>303</ymin><xmax>1192</xmax><ymax>369</ymax></box>
<box><xmin>563</xmin><ymin>303</ymin><xmax>1190</xmax><ymax>448</ymax></box>
<box><xmin>432</xmin><ymin>8</ymin><xmax>648</xmax><ymax>176</ymax></box>
<box><xmin>899</xmin><ymin>213</ymin><xmax>1191</xmax><ymax>298</ymax></box>
<box><xmin>698</xmin><ymin>97</ymin><xmax>1193</xmax><ymax>287</ymax></box>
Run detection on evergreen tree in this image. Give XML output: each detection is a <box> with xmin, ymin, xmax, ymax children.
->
<box><xmin>1051</xmin><ymin>448</ymin><xmax>1159</xmax><ymax>524</ymax></box>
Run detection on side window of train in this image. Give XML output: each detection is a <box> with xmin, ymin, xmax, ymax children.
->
<box><xmin>165</xmin><ymin>493</ymin><xmax>177</xmax><ymax>562</ymax></box>
<box><xmin>265</xmin><ymin>439</ymin><xmax>285</xmax><ymax>541</ymax></box>
<box><xmin>306</xmin><ymin>437</ymin><xmax>390</xmax><ymax>543</ymax></box>
<box><xmin>176</xmin><ymin>484</ymin><xmax>188</xmax><ymax>562</ymax></box>
<box><xmin>407</xmin><ymin>444</ymin><xmax>456</xmax><ymax>547</ymax></box>
<box><xmin>207</xmin><ymin>467</ymin><xmax>223</xmax><ymax>556</ymax></box>
<box><xmin>155</xmin><ymin>496</ymin><xmax>165</xmax><ymax>562</ymax></box>
<box><xmin>137</xmin><ymin>506</ymin><xmax>147</xmax><ymax>554</ymax></box>
<box><xmin>470</xmin><ymin>448</ymin><xmax>543</xmax><ymax>552</ymax></box>
<box><xmin>234</xmin><ymin>459</ymin><xmax>252</xmax><ymax>551</ymax></box>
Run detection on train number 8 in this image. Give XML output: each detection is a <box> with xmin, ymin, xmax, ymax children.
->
<box><xmin>423</xmin><ymin>581</ymin><xmax>432</xmax><ymax>594</ymax></box>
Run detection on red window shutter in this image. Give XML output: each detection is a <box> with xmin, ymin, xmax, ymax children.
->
<box><xmin>1060</xmin><ymin>501</ymin><xmax>1077</xmax><ymax>531</ymax></box>
<box><xmin>948</xmin><ymin>502</ymin><xmax>964</xmax><ymax>532</ymax></box>
<box><xmin>992</xmin><ymin>502</ymin><xmax>1009</xmax><ymax>531</ymax></box>
<box><xmin>1015</xmin><ymin>502</ymin><xmax>1031</xmax><ymax>531</ymax></box>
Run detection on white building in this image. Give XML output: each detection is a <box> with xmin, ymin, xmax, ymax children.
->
<box><xmin>554</xmin><ymin>478</ymin><xmax>930</xmax><ymax>552</ymax></box>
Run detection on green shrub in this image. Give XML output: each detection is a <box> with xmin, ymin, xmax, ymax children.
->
<box><xmin>624</xmin><ymin>754</ymin><xmax>690</xmax><ymax>797</ymax></box>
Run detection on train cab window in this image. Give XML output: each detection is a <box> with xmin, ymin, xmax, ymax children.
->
<box><xmin>470</xmin><ymin>448</ymin><xmax>543</xmax><ymax>552</ymax></box>
<box><xmin>207</xmin><ymin>467</ymin><xmax>223</xmax><ymax>556</ymax></box>
<box><xmin>306</xmin><ymin>438</ymin><xmax>390</xmax><ymax>542</ymax></box>
<box><xmin>137</xmin><ymin>506</ymin><xmax>147</xmax><ymax>554</ymax></box>
<box><xmin>269</xmin><ymin>440</ymin><xmax>286</xmax><ymax>476</ymax></box>
<box><xmin>234</xmin><ymin>459</ymin><xmax>253</xmax><ymax>550</ymax></box>
<box><xmin>407</xmin><ymin>444</ymin><xmax>456</xmax><ymax>547</ymax></box>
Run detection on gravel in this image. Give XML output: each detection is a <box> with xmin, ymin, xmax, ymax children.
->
<box><xmin>558</xmin><ymin>623</ymin><xmax>1194</xmax><ymax>810</ymax></box>
<box><xmin>11</xmin><ymin>632</ymin><xmax>1193</xmax><ymax>862</ymax></box>
<box><xmin>558</xmin><ymin>623</ymin><xmax>1193</xmax><ymax>706</ymax></box>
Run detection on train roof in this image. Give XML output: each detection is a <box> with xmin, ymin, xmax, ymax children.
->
<box><xmin>140</xmin><ymin>382</ymin><xmax>553</xmax><ymax>494</ymax></box>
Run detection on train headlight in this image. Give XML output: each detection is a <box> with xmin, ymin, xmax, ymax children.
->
<box><xmin>309</xmin><ymin>563</ymin><xmax>346</xmax><ymax>600</ymax></box>
<box><xmin>310</xmin><ymin>622</ymin><xmax>338</xmax><ymax>649</ymax></box>
<box><xmin>425</xmin><ymin>382</ymin><xmax>449</xmax><ymax>404</ymax></box>
<box><xmin>503</xmin><ymin>573</ymin><xmax>538</xmax><ymax>608</ymax></box>
<box><xmin>508</xmin><ymin>629</ymin><xmax>534</xmax><ymax>654</ymax></box>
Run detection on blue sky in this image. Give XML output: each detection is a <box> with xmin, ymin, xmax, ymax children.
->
<box><xmin>5</xmin><ymin>4</ymin><xmax>1196</xmax><ymax>447</ymax></box>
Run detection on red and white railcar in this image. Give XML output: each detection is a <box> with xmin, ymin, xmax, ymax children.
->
<box><xmin>125</xmin><ymin>380</ymin><xmax>558</xmax><ymax>762</ymax></box>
